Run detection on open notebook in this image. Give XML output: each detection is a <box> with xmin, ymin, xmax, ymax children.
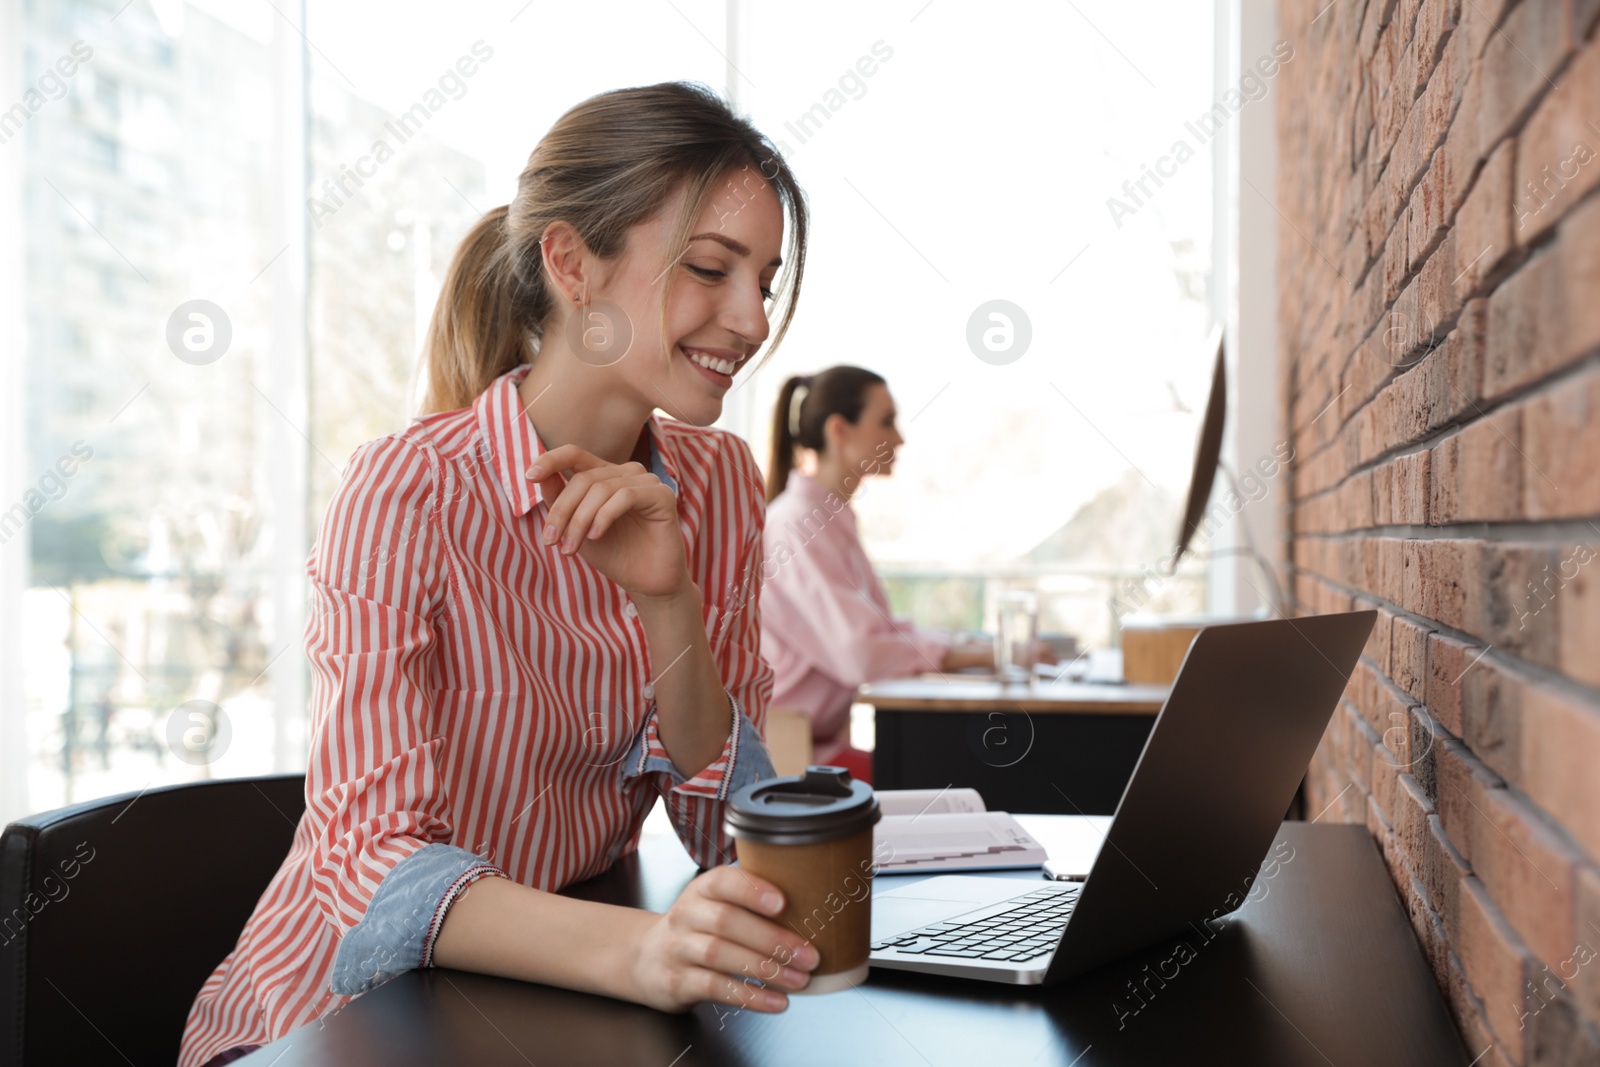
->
<box><xmin>871</xmin><ymin>788</ymin><xmax>1047</xmax><ymax>874</ymax></box>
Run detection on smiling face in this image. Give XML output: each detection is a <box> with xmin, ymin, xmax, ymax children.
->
<box><xmin>584</xmin><ymin>165</ymin><xmax>786</xmax><ymax>426</ymax></box>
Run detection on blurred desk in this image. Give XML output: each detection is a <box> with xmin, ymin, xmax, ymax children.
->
<box><xmin>859</xmin><ymin>677</ymin><xmax>1169</xmax><ymax>814</ymax></box>
<box><xmin>234</xmin><ymin>820</ymin><xmax>1468</xmax><ymax>1067</ymax></box>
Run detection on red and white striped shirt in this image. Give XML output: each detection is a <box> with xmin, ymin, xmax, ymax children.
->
<box><xmin>180</xmin><ymin>365</ymin><xmax>773</xmax><ymax>1066</ymax></box>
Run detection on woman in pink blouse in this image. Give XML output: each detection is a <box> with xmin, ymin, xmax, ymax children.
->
<box><xmin>181</xmin><ymin>83</ymin><xmax>820</xmax><ymax>1067</ymax></box>
<box><xmin>760</xmin><ymin>367</ymin><xmax>1001</xmax><ymax>784</ymax></box>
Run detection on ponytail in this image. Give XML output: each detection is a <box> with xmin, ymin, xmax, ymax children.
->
<box><xmin>415</xmin><ymin>81</ymin><xmax>809</xmax><ymax>417</ymax></box>
<box><xmin>765</xmin><ymin>365</ymin><xmax>886</xmax><ymax>502</ymax></box>
<box><xmin>419</xmin><ymin>205</ymin><xmax>547</xmax><ymax>414</ymax></box>
<box><xmin>767</xmin><ymin>375</ymin><xmax>810</xmax><ymax>502</ymax></box>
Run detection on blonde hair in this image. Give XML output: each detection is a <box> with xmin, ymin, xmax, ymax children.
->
<box><xmin>418</xmin><ymin>81</ymin><xmax>808</xmax><ymax>415</ymax></box>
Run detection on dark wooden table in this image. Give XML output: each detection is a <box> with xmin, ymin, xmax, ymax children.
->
<box><xmin>860</xmin><ymin>678</ymin><xmax>1170</xmax><ymax>814</ymax></box>
<box><xmin>237</xmin><ymin>818</ymin><xmax>1469</xmax><ymax>1067</ymax></box>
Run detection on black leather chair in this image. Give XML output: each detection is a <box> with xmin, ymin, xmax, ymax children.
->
<box><xmin>0</xmin><ymin>774</ymin><xmax>305</xmax><ymax>1066</ymax></box>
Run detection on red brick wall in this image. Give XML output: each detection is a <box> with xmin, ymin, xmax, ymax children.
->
<box><xmin>1275</xmin><ymin>1</ymin><xmax>1600</xmax><ymax>1062</ymax></box>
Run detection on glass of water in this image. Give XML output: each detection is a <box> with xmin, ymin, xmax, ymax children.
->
<box><xmin>995</xmin><ymin>591</ymin><xmax>1039</xmax><ymax>687</ymax></box>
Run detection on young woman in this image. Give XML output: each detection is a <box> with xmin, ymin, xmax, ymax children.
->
<box><xmin>180</xmin><ymin>82</ymin><xmax>817</xmax><ymax>1067</ymax></box>
<box><xmin>759</xmin><ymin>368</ymin><xmax>998</xmax><ymax>783</ymax></box>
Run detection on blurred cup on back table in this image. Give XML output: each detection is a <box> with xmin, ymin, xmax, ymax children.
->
<box><xmin>995</xmin><ymin>590</ymin><xmax>1039</xmax><ymax>687</ymax></box>
<box><xmin>725</xmin><ymin>766</ymin><xmax>883</xmax><ymax>992</ymax></box>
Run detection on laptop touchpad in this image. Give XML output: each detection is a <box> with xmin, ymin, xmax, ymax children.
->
<box><xmin>870</xmin><ymin>876</ymin><xmax>1035</xmax><ymax>940</ymax></box>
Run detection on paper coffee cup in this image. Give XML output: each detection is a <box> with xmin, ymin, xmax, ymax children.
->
<box><xmin>726</xmin><ymin>766</ymin><xmax>881</xmax><ymax>993</ymax></box>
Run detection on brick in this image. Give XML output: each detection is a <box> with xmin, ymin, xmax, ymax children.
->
<box><xmin>1556</xmin><ymin>192</ymin><xmax>1600</xmax><ymax>381</ymax></box>
<box><xmin>1467</xmin><ymin>541</ymin><xmax>1562</xmax><ymax>667</ymax></box>
<box><xmin>1573</xmin><ymin>867</ymin><xmax>1600</xmax><ymax>1024</ymax></box>
<box><xmin>1374</xmin><ymin>734</ymin><xmax>1404</xmax><ymax>818</ymax></box>
<box><xmin>1427</xmin><ymin>630</ymin><xmax>1481</xmax><ymax>737</ymax></box>
<box><xmin>1414</xmin><ymin>0</ymin><xmax>1464</xmax><ymax>80</ymax></box>
<box><xmin>1557</xmin><ymin>538</ymin><xmax>1600</xmax><ymax>689</ymax></box>
<box><xmin>1395</xmin><ymin>449</ymin><xmax>1432</xmax><ymax>522</ymax></box>
<box><xmin>1408</xmin><ymin>874</ymin><xmax>1455</xmax><ymax>992</ymax></box>
<box><xmin>1443</xmin><ymin>67</ymin><xmax>1485</xmax><ymax>213</ymax></box>
<box><xmin>1477</xmin><ymin>0</ymin><xmax>1575</xmax><ymax>153</ymax></box>
<box><xmin>1348</xmin><ymin>469</ymin><xmax>1376</xmax><ymax>528</ymax></box>
<box><xmin>1458</xmin><ymin>0</ymin><xmax>1517</xmax><ymax>63</ymax></box>
<box><xmin>1370</xmin><ymin>605</ymin><xmax>1397</xmax><ymax>669</ymax></box>
<box><xmin>1520</xmin><ymin>683</ymin><xmax>1600</xmax><ymax>859</ymax></box>
<box><xmin>1574</xmin><ymin>0</ymin><xmax>1600</xmax><ymax>40</ymax></box>
<box><xmin>1443</xmin><ymin>947</ymin><xmax>1519</xmax><ymax>1067</ymax></box>
<box><xmin>1375</xmin><ymin>461</ymin><xmax>1398</xmax><ymax>526</ymax></box>
<box><xmin>1395</xmin><ymin>773</ymin><xmax>1438</xmax><ymax>874</ymax></box>
<box><xmin>1522</xmin><ymin>365</ymin><xmax>1600</xmax><ymax>523</ymax></box>
<box><xmin>1410</xmin><ymin>703</ymin><xmax>1450</xmax><ymax>797</ymax></box>
<box><xmin>1484</xmin><ymin>245</ymin><xmax>1565</xmax><ymax>402</ymax></box>
<box><xmin>1424</xmin><ymin>813</ymin><xmax>1471</xmax><ymax>925</ymax></box>
<box><xmin>1462</xmin><ymin>651</ymin><xmax>1526</xmax><ymax>786</ymax></box>
<box><xmin>1429</xmin><ymin>406</ymin><xmax>1524</xmax><ymax>523</ymax></box>
<box><xmin>1393</xmin><ymin>613</ymin><xmax>1433</xmax><ymax>699</ymax></box>
<box><xmin>1457</xmin><ymin>876</ymin><xmax>1533</xmax><ymax>1058</ymax></box>
<box><xmin>1453</xmin><ymin>137</ymin><xmax>1515</xmax><ymax>299</ymax></box>
<box><xmin>1526</xmin><ymin>984</ymin><xmax>1600</xmax><ymax>1065</ymax></box>
<box><xmin>1380</xmin><ymin>536</ymin><xmax>1407</xmax><ymax>603</ymax></box>
<box><xmin>1383</xmin><ymin>214</ymin><xmax>1414</xmax><ymax>306</ymax></box>
<box><xmin>1419</xmin><ymin>298</ymin><xmax>1487</xmax><ymax>431</ymax></box>
<box><xmin>1374</xmin><ymin>675</ymin><xmax>1419</xmax><ymax>758</ymax></box>
<box><xmin>1370</xmin><ymin>799</ymin><xmax>1398</xmax><ymax>869</ymax></box>
<box><xmin>1346</xmin><ymin>704</ymin><xmax>1379</xmax><ymax>799</ymax></box>
<box><xmin>1514</xmin><ymin>25</ymin><xmax>1600</xmax><ymax>244</ymax></box>
<box><xmin>1411</xmin><ymin>538</ymin><xmax>1469</xmax><ymax>628</ymax></box>
<box><xmin>1438</xmin><ymin>736</ymin><xmax>1506</xmax><ymax>863</ymax></box>
<box><xmin>1466</xmin><ymin>785</ymin><xmax>1580</xmax><ymax>969</ymax></box>
<box><xmin>1410</xmin><ymin>145</ymin><xmax>1453</xmax><ymax>276</ymax></box>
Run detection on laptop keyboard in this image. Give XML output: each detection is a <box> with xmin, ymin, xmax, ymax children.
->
<box><xmin>870</xmin><ymin>884</ymin><xmax>1080</xmax><ymax>962</ymax></box>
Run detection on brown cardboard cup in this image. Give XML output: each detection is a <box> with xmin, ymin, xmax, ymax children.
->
<box><xmin>726</xmin><ymin>766</ymin><xmax>881</xmax><ymax>993</ymax></box>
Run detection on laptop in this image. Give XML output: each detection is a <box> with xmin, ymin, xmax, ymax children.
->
<box><xmin>867</xmin><ymin>610</ymin><xmax>1376</xmax><ymax>985</ymax></box>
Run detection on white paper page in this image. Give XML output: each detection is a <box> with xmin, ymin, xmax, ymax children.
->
<box><xmin>873</xmin><ymin>787</ymin><xmax>987</xmax><ymax>818</ymax></box>
<box><xmin>873</xmin><ymin>811</ymin><xmax>1046</xmax><ymax>872</ymax></box>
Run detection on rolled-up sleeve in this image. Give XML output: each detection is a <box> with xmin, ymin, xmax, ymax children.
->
<box><xmin>303</xmin><ymin>436</ymin><xmax>507</xmax><ymax>996</ymax></box>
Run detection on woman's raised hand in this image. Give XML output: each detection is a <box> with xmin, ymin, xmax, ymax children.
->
<box><xmin>528</xmin><ymin>443</ymin><xmax>690</xmax><ymax>600</ymax></box>
<box><xmin>626</xmin><ymin>866</ymin><xmax>819</xmax><ymax>1014</ymax></box>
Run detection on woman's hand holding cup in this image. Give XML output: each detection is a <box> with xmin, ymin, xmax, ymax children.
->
<box><xmin>627</xmin><ymin>866</ymin><xmax>820</xmax><ymax>1014</ymax></box>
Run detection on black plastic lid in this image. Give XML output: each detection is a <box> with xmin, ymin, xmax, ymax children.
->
<box><xmin>724</xmin><ymin>766</ymin><xmax>881</xmax><ymax>845</ymax></box>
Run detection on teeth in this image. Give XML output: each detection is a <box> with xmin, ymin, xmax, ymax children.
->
<box><xmin>684</xmin><ymin>348</ymin><xmax>736</xmax><ymax>376</ymax></box>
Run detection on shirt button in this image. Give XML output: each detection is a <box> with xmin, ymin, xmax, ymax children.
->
<box><xmin>623</xmin><ymin>601</ymin><xmax>638</xmax><ymax>619</ymax></box>
<box><xmin>642</xmin><ymin>682</ymin><xmax>656</xmax><ymax>702</ymax></box>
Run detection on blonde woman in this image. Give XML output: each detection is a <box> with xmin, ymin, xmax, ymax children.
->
<box><xmin>182</xmin><ymin>83</ymin><xmax>816</xmax><ymax>1066</ymax></box>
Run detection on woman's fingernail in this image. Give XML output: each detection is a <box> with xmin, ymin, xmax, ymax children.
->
<box><xmin>542</xmin><ymin>525</ymin><xmax>557</xmax><ymax>545</ymax></box>
<box><xmin>762</xmin><ymin>891</ymin><xmax>783</xmax><ymax>914</ymax></box>
<box><xmin>763</xmin><ymin>991</ymin><xmax>787</xmax><ymax>1010</ymax></box>
<box><xmin>782</xmin><ymin>967</ymin><xmax>810</xmax><ymax>988</ymax></box>
<box><xmin>795</xmin><ymin>943</ymin><xmax>819</xmax><ymax>969</ymax></box>
<box><xmin>527</xmin><ymin>464</ymin><xmax>543</xmax><ymax>479</ymax></box>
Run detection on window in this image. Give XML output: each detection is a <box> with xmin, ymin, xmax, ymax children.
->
<box><xmin>0</xmin><ymin>0</ymin><xmax>1220</xmax><ymax>823</ymax></box>
<box><xmin>736</xmin><ymin>1</ymin><xmax>1217</xmax><ymax>648</ymax></box>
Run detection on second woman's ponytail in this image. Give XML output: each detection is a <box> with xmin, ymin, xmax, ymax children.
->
<box><xmin>767</xmin><ymin>374</ymin><xmax>811</xmax><ymax>501</ymax></box>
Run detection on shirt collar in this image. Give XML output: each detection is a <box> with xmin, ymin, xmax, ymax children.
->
<box><xmin>477</xmin><ymin>365</ymin><xmax>679</xmax><ymax>517</ymax></box>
